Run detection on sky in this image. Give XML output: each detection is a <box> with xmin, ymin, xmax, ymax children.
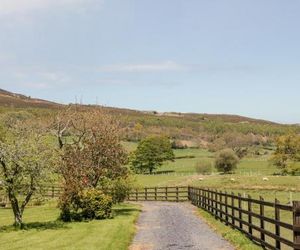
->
<box><xmin>0</xmin><ymin>0</ymin><xmax>300</xmax><ymax>123</ymax></box>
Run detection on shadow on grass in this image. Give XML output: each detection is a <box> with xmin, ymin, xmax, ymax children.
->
<box><xmin>0</xmin><ymin>220</ymin><xmax>69</xmax><ymax>232</ymax></box>
<box><xmin>150</xmin><ymin>170</ymin><xmax>175</xmax><ymax>175</ymax></box>
<box><xmin>113</xmin><ymin>207</ymin><xmax>141</xmax><ymax>217</ymax></box>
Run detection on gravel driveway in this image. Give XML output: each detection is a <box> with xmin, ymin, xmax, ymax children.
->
<box><xmin>130</xmin><ymin>202</ymin><xmax>234</xmax><ymax>250</ymax></box>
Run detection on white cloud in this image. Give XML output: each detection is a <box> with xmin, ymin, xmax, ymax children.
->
<box><xmin>0</xmin><ymin>0</ymin><xmax>102</xmax><ymax>17</ymax></box>
<box><xmin>98</xmin><ymin>61</ymin><xmax>187</xmax><ymax>73</ymax></box>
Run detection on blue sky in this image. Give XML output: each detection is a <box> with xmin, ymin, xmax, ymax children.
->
<box><xmin>0</xmin><ymin>0</ymin><xmax>299</xmax><ymax>123</ymax></box>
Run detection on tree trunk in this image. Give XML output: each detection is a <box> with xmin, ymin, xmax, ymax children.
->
<box><xmin>14</xmin><ymin>210</ymin><xmax>23</xmax><ymax>227</ymax></box>
<box><xmin>9</xmin><ymin>195</ymin><xmax>23</xmax><ymax>227</ymax></box>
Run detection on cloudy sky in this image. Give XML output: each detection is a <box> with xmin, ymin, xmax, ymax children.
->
<box><xmin>0</xmin><ymin>0</ymin><xmax>300</xmax><ymax>123</ymax></box>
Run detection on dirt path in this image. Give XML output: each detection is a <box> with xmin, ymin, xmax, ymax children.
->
<box><xmin>130</xmin><ymin>202</ymin><xmax>234</xmax><ymax>250</ymax></box>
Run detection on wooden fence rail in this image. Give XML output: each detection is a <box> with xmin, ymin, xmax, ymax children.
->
<box><xmin>1</xmin><ymin>185</ymin><xmax>300</xmax><ymax>249</ymax></box>
<box><xmin>188</xmin><ymin>187</ymin><xmax>300</xmax><ymax>250</ymax></box>
<box><xmin>128</xmin><ymin>186</ymin><xmax>189</xmax><ymax>202</ymax></box>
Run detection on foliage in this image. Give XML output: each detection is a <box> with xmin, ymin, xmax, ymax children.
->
<box><xmin>195</xmin><ymin>161</ymin><xmax>212</xmax><ymax>175</ymax></box>
<box><xmin>110</xmin><ymin>177</ymin><xmax>135</xmax><ymax>204</ymax></box>
<box><xmin>59</xmin><ymin>188</ymin><xmax>112</xmax><ymax>222</ymax></box>
<box><xmin>215</xmin><ymin>149</ymin><xmax>239</xmax><ymax>174</ymax></box>
<box><xmin>53</xmin><ymin>107</ymin><xmax>129</xmax><ymax>220</ymax></box>
<box><xmin>0</xmin><ymin>118</ymin><xmax>55</xmax><ymax>227</ymax></box>
<box><xmin>80</xmin><ymin>189</ymin><xmax>112</xmax><ymax>220</ymax></box>
<box><xmin>271</xmin><ymin>134</ymin><xmax>300</xmax><ymax>175</ymax></box>
<box><xmin>129</xmin><ymin>136</ymin><xmax>175</xmax><ymax>174</ymax></box>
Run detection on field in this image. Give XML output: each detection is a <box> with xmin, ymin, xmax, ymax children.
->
<box><xmin>126</xmin><ymin>142</ymin><xmax>300</xmax><ymax>191</ymax></box>
<box><xmin>0</xmin><ymin>138</ymin><xmax>299</xmax><ymax>250</ymax></box>
<box><xmin>0</xmin><ymin>203</ymin><xmax>140</xmax><ymax>250</ymax></box>
<box><xmin>125</xmin><ymin>143</ymin><xmax>299</xmax><ymax>250</ymax></box>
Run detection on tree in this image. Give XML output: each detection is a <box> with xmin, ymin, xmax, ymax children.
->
<box><xmin>53</xmin><ymin>108</ymin><xmax>129</xmax><ymax>220</ymax></box>
<box><xmin>0</xmin><ymin>119</ymin><xmax>54</xmax><ymax>227</ymax></box>
<box><xmin>271</xmin><ymin>134</ymin><xmax>300</xmax><ymax>175</ymax></box>
<box><xmin>215</xmin><ymin>149</ymin><xmax>239</xmax><ymax>174</ymax></box>
<box><xmin>130</xmin><ymin>136</ymin><xmax>174</xmax><ymax>174</ymax></box>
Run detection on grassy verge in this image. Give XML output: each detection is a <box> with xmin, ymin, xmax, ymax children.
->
<box><xmin>0</xmin><ymin>202</ymin><xmax>141</xmax><ymax>250</ymax></box>
<box><xmin>196</xmin><ymin>208</ymin><xmax>262</xmax><ymax>250</ymax></box>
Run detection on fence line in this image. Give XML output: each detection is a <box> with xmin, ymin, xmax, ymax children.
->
<box><xmin>128</xmin><ymin>186</ymin><xmax>188</xmax><ymax>202</ymax></box>
<box><xmin>1</xmin><ymin>185</ymin><xmax>300</xmax><ymax>249</ymax></box>
<box><xmin>188</xmin><ymin>187</ymin><xmax>300</xmax><ymax>250</ymax></box>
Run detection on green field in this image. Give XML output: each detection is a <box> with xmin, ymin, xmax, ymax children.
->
<box><xmin>1</xmin><ymin>144</ymin><xmax>299</xmax><ymax>250</ymax></box>
<box><xmin>129</xmin><ymin>144</ymin><xmax>299</xmax><ymax>250</ymax></box>
<box><xmin>0</xmin><ymin>203</ymin><xmax>140</xmax><ymax>250</ymax></box>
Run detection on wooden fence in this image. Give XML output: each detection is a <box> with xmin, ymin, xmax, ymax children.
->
<box><xmin>128</xmin><ymin>186</ymin><xmax>189</xmax><ymax>202</ymax></box>
<box><xmin>188</xmin><ymin>187</ymin><xmax>300</xmax><ymax>250</ymax></box>
<box><xmin>1</xmin><ymin>185</ymin><xmax>300</xmax><ymax>249</ymax></box>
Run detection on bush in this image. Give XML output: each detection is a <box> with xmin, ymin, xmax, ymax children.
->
<box><xmin>110</xmin><ymin>178</ymin><xmax>134</xmax><ymax>204</ymax></box>
<box><xmin>59</xmin><ymin>188</ymin><xmax>112</xmax><ymax>222</ymax></box>
<box><xmin>80</xmin><ymin>189</ymin><xmax>112</xmax><ymax>220</ymax></box>
<box><xmin>195</xmin><ymin>161</ymin><xmax>212</xmax><ymax>175</ymax></box>
<box><xmin>215</xmin><ymin>149</ymin><xmax>239</xmax><ymax>174</ymax></box>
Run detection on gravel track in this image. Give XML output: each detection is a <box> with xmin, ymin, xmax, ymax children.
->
<box><xmin>130</xmin><ymin>202</ymin><xmax>234</xmax><ymax>250</ymax></box>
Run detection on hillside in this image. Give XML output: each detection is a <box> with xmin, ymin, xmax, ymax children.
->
<box><xmin>0</xmin><ymin>88</ymin><xmax>275</xmax><ymax>125</ymax></box>
<box><xmin>0</xmin><ymin>88</ymin><xmax>299</xmax><ymax>149</ymax></box>
<box><xmin>0</xmin><ymin>89</ymin><xmax>61</xmax><ymax>109</ymax></box>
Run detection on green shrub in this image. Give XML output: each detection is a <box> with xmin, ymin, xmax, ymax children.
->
<box><xmin>195</xmin><ymin>161</ymin><xmax>212</xmax><ymax>175</ymax></box>
<box><xmin>110</xmin><ymin>178</ymin><xmax>134</xmax><ymax>204</ymax></box>
<box><xmin>80</xmin><ymin>189</ymin><xmax>112</xmax><ymax>220</ymax></box>
<box><xmin>215</xmin><ymin>149</ymin><xmax>239</xmax><ymax>174</ymax></box>
<box><xmin>59</xmin><ymin>188</ymin><xmax>112</xmax><ymax>222</ymax></box>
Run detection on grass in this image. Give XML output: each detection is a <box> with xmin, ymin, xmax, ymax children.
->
<box><xmin>0</xmin><ymin>202</ymin><xmax>140</xmax><ymax>250</ymax></box>
<box><xmin>196</xmin><ymin>209</ymin><xmax>262</xmax><ymax>250</ymax></box>
<box><xmin>131</xmin><ymin>145</ymin><xmax>299</xmax><ymax>249</ymax></box>
<box><xmin>134</xmin><ymin>174</ymin><xmax>193</xmax><ymax>187</ymax></box>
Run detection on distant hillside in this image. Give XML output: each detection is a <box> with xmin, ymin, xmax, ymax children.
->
<box><xmin>1</xmin><ymin>88</ymin><xmax>299</xmax><ymax>149</ymax></box>
<box><xmin>0</xmin><ymin>89</ymin><xmax>61</xmax><ymax>109</ymax></box>
<box><xmin>0</xmin><ymin>88</ymin><xmax>276</xmax><ymax>125</ymax></box>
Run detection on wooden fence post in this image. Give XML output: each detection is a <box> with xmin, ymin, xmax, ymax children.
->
<box><xmin>165</xmin><ymin>187</ymin><xmax>168</xmax><ymax>201</ymax></box>
<box><xmin>155</xmin><ymin>187</ymin><xmax>157</xmax><ymax>201</ymax></box>
<box><xmin>207</xmin><ymin>188</ymin><xmax>211</xmax><ymax>212</ymax></box>
<box><xmin>293</xmin><ymin>201</ymin><xmax>300</xmax><ymax>250</ymax></box>
<box><xmin>248</xmin><ymin>195</ymin><xmax>253</xmax><ymax>236</ymax></box>
<box><xmin>275</xmin><ymin>199</ymin><xmax>281</xmax><ymax>249</ymax></box>
<box><xmin>260</xmin><ymin>196</ymin><xmax>265</xmax><ymax>243</ymax></box>
<box><xmin>231</xmin><ymin>192</ymin><xmax>235</xmax><ymax>226</ymax></box>
<box><xmin>136</xmin><ymin>189</ymin><xmax>138</xmax><ymax>201</ymax></box>
<box><xmin>238</xmin><ymin>193</ymin><xmax>243</xmax><ymax>230</ymax></box>
<box><xmin>204</xmin><ymin>189</ymin><xmax>207</xmax><ymax>210</ymax></box>
<box><xmin>215</xmin><ymin>190</ymin><xmax>218</xmax><ymax>219</ymax></box>
<box><xmin>225</xmin><ymin>192</ymin><xmax>229</xmax><ymax>225</ymax></box>
<box><xmin>220</xmin><ymin>191</ymin><xmax>223</xmax><ymax>220</ymax></box>
<box><xmin>176</xmin><ymin>187</ymin><xmax>179</xmax><ymax>202</ymax></box>
<box><xmin>145</xmin><ymin>188</ymin><xmax>148</xmax><ymax>201</ymax></box>
<box><xmin>200</xmin><ymin>189</ymin><xmax>203</xmax><ymax>207</ymax></box>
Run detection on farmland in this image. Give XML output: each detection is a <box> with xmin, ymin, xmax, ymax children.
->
<box><xmin>0</xmin><ymin>203</ymin><xmax>140</xmax><ymax>250</ymax></box>
<box><xmin>124</xmin><ymin>143</ymin><xmax>300</xmax><ymax>203</ymax></box>
<box><xmin>0</xmin><ymin>90</ymin><xmax>300</xmax><ymax>250</ymax></box>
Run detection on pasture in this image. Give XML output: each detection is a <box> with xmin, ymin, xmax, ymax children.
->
<box><xmin>0</xmin><ymin>203</ymin><xmax>140</xmax><ymax>250</ymax></box>
<box><xmin>1</xmin><ymin>141</ymin><xmax>299</xmax><ymax>250</ymax></box>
